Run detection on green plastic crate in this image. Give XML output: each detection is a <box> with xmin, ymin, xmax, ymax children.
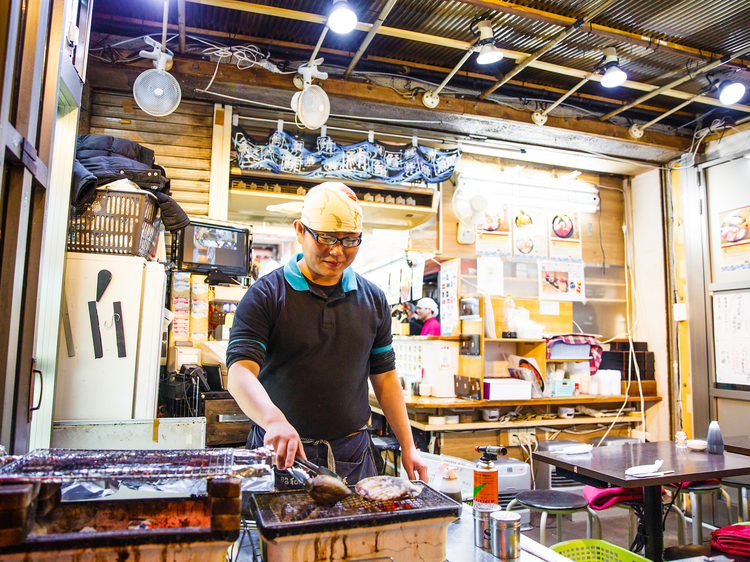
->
<box><xmin>551</xmin><ymin>539</ymin><xmax>650</xmax><ymax>562</ymax></box>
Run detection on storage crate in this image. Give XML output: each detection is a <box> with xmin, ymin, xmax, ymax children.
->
<box><xmin>551</xmin><ymin>539</ymin><xmax>650</xmax><ymax>562</ymax></box>
<box><xmin>549</xmin><ymin>341</ymin><xmax>591</xmax><ymax>360</ymax></box>
<box><xmin>68</xmin><ymin>188</ymin><xmax>159</xmax><ymax>257</ymax></box>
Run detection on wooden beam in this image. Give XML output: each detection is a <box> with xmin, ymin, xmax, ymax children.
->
<box><xmin>92</xmin><ymin>13</ymin><xmax>750</xmax><ymax>115</ymax></box>
<box><xmin>452</xmin><ymin>0</ymin><xmax>750</xmax><ymax>69</ymax></box>
<box><xmin>86</xmin><ymin>57</ymin><xmax>693</xmax><ymax>153</ymax></box>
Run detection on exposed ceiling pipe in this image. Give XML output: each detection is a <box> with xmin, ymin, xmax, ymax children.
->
<box><xmin>344</xmin><ymin>0</ymin><xmax>398</xmax><ymax>79</ymax></box>
<box><xmin>600</xmin><ymin>44</ymin><xmax>750</xmax><ymax>121</ymax></box>
<box><xmin>628</xmin><ymin>93</ymin><xmax>704</xmax><ymax>139</ymax></box>
<box><xmin>479</xmin><ymin>0</ymin><xmax>619</xmax><ymax>99</ymax></box>
<box><xmin>177</xmin><ymin>0</ymin><xmax>186</xmax><ymax>53</ymax></box>
<box><xmin>531</xmin><ymin>73</ymin><xmax>594</xmax><ymax>126</ymax></box>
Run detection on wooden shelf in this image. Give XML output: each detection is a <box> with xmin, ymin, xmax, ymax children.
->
<box><xmin>409</xmin><ymin>414</ymin><xmax>643</xmax><ymax>432</ymax></box>
<box><xmin>370</xmin><ymin>393</ymin><xmax>661</xmax><ymax>410</ymax></box>
<box><xmin>485</xmin><ymin>338</ymin><xmax>545</xmax><ymax>343</ymax></box>
<box><xmin>548</xmin><ymin>358</ymin><xmax>590</xmax><ymax>362</ymax></box>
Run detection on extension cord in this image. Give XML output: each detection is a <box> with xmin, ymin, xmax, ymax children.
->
<box><xmin>257</xmin><ymin>59</ymin><xmax>283</xmax><ymax>73</ymax></box>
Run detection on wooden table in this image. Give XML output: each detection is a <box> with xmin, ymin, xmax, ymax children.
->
<box><xmin>725</xmin><ymin>435</ymin><xmax>750</xmax><ymax>456</ymax></box>
<box><xmin>533</xmin><ymin>441</ymin><xmax>750</xmax><ymax>562</ymax></box>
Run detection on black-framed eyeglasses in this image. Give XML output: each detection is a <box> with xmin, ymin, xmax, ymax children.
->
<box><xmin>303</xmin><ymin>224</ymin><xmax>362</xmax><ymax>248</ymax></box>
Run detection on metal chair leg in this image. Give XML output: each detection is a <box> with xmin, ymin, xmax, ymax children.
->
<box><xmin>720</xmin><ymin>488</ymin><xmax>733</xmax><ymax>526</ymax></box>
<box><xmin>540</xmin><ymin>511</ymin><xmax>548</xmax><ymax>547</ymax></box>
<box><xmin>627</xmin><ymin>506</ymin><xmax>635</xmax><ymax>546</ymax></box>
<box><xmin>556</xmin><ymin>513</ymin><xmax>563</xmax><ymax>545</ymax></box>
<box><xmin>671</xmin><ymin>504</ymin><xmax>687</xmax><ymax>545</ymax></box>
<box><xmin>585</xmin><ymin>507</ymin><xmax>601</xmax><ymax>539</ymax></box>
<box><xmin>690</xmin><ymin>491</ymin><xmax>703</xmax><ymax>545</ymax></box>
<box><xmin>743</xmin><ymin>487</ymin><xmax>749</xmax><ymax>522</ymax></box>
<box><xmin>507</xmin><ymin>499</ymin><xmax>518</xmax><ymax>511</ymax></box>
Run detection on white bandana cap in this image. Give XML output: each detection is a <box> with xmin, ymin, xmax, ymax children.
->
<box><xmin>416</xmin><ymin>297</ymin><xmax>438</xmax><ymax>313</ymax></box>
<box><xmin>266</xmin><ymin>182</ymin><xmax>363</xmax><ymax>233</ymax></box>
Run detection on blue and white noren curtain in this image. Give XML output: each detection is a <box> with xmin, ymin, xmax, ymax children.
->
<box><xmin>231</xmin><ymin>126</ymin><xmax>461</xmax><ymax>184</ymax></box>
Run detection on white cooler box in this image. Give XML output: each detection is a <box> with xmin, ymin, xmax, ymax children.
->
<box><xmin>483</xmin><ymin>378</ymin><xmax>532</xmax><ymax>400</ymax></box>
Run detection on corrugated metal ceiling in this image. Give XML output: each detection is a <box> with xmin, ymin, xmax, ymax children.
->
<box><xmin>91</xmin><ymin>0</ymin><xmax>750</xmax><ymax>128</ymax></box>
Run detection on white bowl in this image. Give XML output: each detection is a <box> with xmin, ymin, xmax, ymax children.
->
<box><xmin>687</xmin><ymin>439</ymin><xmax>707</xmax><ymax>451</ymax></box>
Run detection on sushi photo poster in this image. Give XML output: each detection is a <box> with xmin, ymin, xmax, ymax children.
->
<box><xmin>548</xmin><ymin>211</ymin><xmax>583</xmax><ymax>262</ymax></box>
<box><xmin>512</xmin><ymin>206</ymin><xmax>547</xmax><ymax>259</ymax></box>
<box><xmin>539</xmin><ymin>260</ymin><xmax>586</xmax><ymax>302</ymax></box>
<box><xmin>717</xmin><ymin>205</ymin><xmax>750</xmax><ymax>273</ymax></box>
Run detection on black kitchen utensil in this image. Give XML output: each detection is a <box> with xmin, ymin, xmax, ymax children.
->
<box><xmin>96</xmin><ymin>270</ymin><xmax>112</xmax><ymax>302</ymax></box>
<box><xmin>290</xmin><ymin>457</ymin><xmax>352</xmax><ymax>505</ymax></box>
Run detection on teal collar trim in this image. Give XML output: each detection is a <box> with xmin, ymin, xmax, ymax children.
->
<box><xmin>283</xmin><ymin>253</ymin><xmax>358</xmax><ymax>292</ymax></box>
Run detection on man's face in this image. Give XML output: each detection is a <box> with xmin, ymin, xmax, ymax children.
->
<box><xmin>415</xmin><ymin>306</ymin><xmax>432</xmax><ymax>321</ymax></box>
<box><xmin>294</xmin><ymin>221</ymin><xmax>360</xmax><ymax>285</ymax></box>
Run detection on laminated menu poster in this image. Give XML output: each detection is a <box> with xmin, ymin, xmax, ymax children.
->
<box><xmin>513</xmin><ymin>206</ymin><xmax>547</xmax><ymax>259</ymax></box>
<box><xmin>539</xmin><ymin>260</ymin><xmax>585</xmax><ymax>302</ymax></box>
<box><xmin>718</xmin><ymin>205</ymin><xmax>750</xmax><ymax>272</ymax></box>
<box><xmin>549</xmin><ymin>211</ymin><xmax>583</xmax><ymax>262</ymax></box>
<box><xmin>713</xmin><ymin>290</ymin><xmax>750</xmax><ymax>386</ymax></box>
<box><xmin>476</xmin><ymin>203</ymin><xmax>512</xmax><ymax>257</ymax></box>
<box><xmin>439</xmin><ymin>259</ymin><xmax>460</xmax><ymax>336</ymax></box>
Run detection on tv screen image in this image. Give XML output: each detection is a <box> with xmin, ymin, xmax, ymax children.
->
<box><xmin>180</xmin><ymin>222</ymin><xmax>250</xmax><ymax>275</ymax></box>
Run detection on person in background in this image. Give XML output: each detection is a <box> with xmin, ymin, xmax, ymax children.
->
<box><xmin>404</xmin><ymin>302</ymin><xmax>424</xmax><ymax>335</ymax></box>
<box><xmin>226</xmin><ymin>182</ymin><xmax>428</xmax><ymax>486</ymax></box>
<box><xmin>416</xmin><ymin>297</ymin><xmax>441</xmax><ymax>336</ymax></box>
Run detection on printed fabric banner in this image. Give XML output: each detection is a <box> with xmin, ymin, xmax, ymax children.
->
<box><xmin>513</xmin><ymin>206</ymin><xmax>547</xmax><ymax>259</ymax></box>
<box><xmin>539</xmin><ymin>260</ymin><xmax>585</xmax><ymax>302</ymax></box>
<box><xmin>548</xmin><ymin>211</ymin><xmax>583</xmax><ymax>262</ymax></box>
<box><xmin>231</xmin><ymin>126</ymin><xmax>461</xmax><ymax>185</ymax></box>
<box><xmin>718</xmin><ymin>205</ymin><xmax>750</xmax><ymax>272</ymax></box>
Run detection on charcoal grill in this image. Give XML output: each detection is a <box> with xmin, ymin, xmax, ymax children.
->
<box><xmin>250</xmin><ymin>483</ymin><xmax>460</xmax><ymax>562</ymax></box>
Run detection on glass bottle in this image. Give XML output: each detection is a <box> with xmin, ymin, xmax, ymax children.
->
<box><xmin>502</xmin><ymin>295</ymin><xmax>517</xmax><ymax>339</ymax></box>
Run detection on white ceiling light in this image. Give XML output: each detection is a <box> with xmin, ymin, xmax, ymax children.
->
<box><xmin>475</xmin><ymin>21</ymin><xmax>503</xmax><ymax>65</ymax></box>
<box><xmin>328</xmin><ymin>0</ymin><xmax>358</xmax><ymax>34</ymax></box>
<box><xmin>719</xmin><ymin>80</ymin><xmax>746</xmax><ymax>105</ymax></box>
<box><xmin>600</xmin><ymin>47</ymin><xmax>627</xmax><ymax>88</ymax></box>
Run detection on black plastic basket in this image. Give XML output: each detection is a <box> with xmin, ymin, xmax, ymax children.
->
<box><xmin>67</xmin><ymin>188</ymin><xmax>159</xmax><ymax>257</ymax></box>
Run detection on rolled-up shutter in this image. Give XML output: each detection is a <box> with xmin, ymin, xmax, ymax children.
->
<box><xmin>89</xmin><ymin>90</ymin><xmax>212</xmax><ymax>216</ymax></box>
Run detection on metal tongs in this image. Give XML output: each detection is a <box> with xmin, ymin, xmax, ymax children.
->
<box><xmin>287</xmin><ymin>456</ymin><xmax>352</xmax><ymax>505</ymax></box>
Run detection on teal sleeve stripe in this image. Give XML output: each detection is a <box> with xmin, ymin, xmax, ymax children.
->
<box><xmin>231</xmin><ymin>338</ymin><xmax>267</xmax><ymax>350</ymax></box>
<box><xmin>370</xmin><ymin>344</ymin><xmax>392</xmax><ymax>355</ymax></box>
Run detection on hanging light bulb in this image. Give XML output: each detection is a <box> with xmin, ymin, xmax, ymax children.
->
<box><xmin>599</xmin><ymin>47</ymin><xmax>627</xmax><ymax>88</ymax></box>
<box><xmin>475</xmin><ymin>21</ymin><xmax>503</xmax><ymax>65</ymax></box>
<box><xmin>328</xmin><ymin>0</ymin><xmax>357</xmax><ymax>34</ymax></box>
<box><xmin>719</xmin><ymin>80</ymin><xmax>746</xmax><ymax>105</ymax></box>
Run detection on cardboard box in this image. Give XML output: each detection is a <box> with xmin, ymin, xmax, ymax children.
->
<box><xmin>483</xmin><ymin>379</ymin><xmax>532</xmax><ymax>400</ymax></box>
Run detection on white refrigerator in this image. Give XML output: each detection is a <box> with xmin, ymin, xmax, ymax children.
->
<box><xmin>55</xmin><ymin>253</ymin><xmax>166</xmax><ymax>421</ymax></box>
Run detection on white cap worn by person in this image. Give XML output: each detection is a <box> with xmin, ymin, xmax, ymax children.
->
<box><xmin>416</xmin><ymin>297</ymin><xmax>438</xmax><ymax>314</ymax></box>
<box><xmin>266</xmin><ymin>181</ymin><xmax>363</xmax><ymax>232</ymax></box>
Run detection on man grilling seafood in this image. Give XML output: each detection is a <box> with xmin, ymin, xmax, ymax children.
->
<box><xmin>226</xmin><ymin>182</ymin><xmax>428</xmax><ymax>488</ymax></box>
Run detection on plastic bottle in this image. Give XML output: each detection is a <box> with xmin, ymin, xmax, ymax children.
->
<box><xmin>502</xmin><ymin>295</ymin><xmax>517</xmax><ymax>339</ymax></box>
<box><xmin>707</xmin><ymin>421</ymin><xmax>725</xmax><ymax>454</ymax></box>
<box><xmin>438</xmin><ymin>462</ymin><xmax>463</xmax><ymax>517</ymax></box>
<box><xmin>474</xmin><ymin>446</ymin><xmax>506</xmax><ymax>509</ymax></box>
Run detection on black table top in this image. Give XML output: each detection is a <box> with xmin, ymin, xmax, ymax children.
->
<box><xmin>725</xmin><ymin>435</ymin><xmax>750</xmax><ymax>456</ymax></box>
<box><xmin>533</xmin><ymin>441</ymin><xmax>750</xmax><ymax>488</ymax></box>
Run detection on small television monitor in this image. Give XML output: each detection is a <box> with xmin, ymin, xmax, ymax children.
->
<box><xmin>176</xmin><ymin>218</ymin><xmax>252</xmax><ymax>277</ymax></box>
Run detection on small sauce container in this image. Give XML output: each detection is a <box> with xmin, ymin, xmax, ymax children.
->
<box><xmin>491</xmin><ymin>510</ymin><xmax>521</xmax><ymax>561</ymax></box>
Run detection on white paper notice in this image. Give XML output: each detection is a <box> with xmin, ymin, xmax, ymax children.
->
<box><xmin>713</xmin><ymin>291</ymin><xmax>750</xmax><ymax>386</ymax></box>
<box><xmin>539</xmin><ymin>301</ymin><xmax>560</xmax><ymax>315</ymax></box>
<box><xmin>477</xmin><ymin>256</ymin><xmax>505</xmax><ymax>295</ymax></box>
<box><xmin>440</xmin><ymin>259</ymin><xmax>460</xmax><ymax>336</ymax></box>
<box><xmin>439</xmin><ymin>345</ymin><xmax>452</xmax><ymax>369</ymax></box>
<box><xmin>539</xmin><ymin>260</ymin><xmax>585</xmax><ymax>302</ymax></box>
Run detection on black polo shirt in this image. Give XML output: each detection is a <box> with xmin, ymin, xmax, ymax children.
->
<box><xmin>226</xmin><ymin>253</ymin><xmax>396</xmax><ymax>440</ymax></box>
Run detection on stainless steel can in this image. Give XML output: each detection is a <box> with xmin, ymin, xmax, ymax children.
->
<box><xmin>473</xmin><ymin>504</ymin><xmax>501</xmax><ymax>550</ymax></box>
<box><xmin>490</xmin><ymin>510</ymin><xmax>521</xmax><ymax>560</ymax></box>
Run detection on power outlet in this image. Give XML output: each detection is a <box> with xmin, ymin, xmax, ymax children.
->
<box><xmin>509</xmin><ymin>428</ymin><xmax>535</xmax><ymax>446</ymax></box>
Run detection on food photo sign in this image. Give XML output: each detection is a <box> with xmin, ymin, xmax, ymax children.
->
<box><xmin>718</xmin><ymin>205</ymin><xmax>750</xmax><ymax>273</ymax></box>
<box><xmin>548</xmin><ymin>211</ymin><xmax>583</xmax><ymax>261</ymax></box>
<box><xmin>538</xmin><ymin>260</ymin><xmax>586</xmax><ymax>302</ymax></box>
<box><xmin>512</xmin><ymin>207</ymin><xmax>547</xmax><ymax>259</ymax></box>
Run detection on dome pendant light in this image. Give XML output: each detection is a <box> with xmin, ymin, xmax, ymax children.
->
<box><xmin>328</xmin><ymin>0</ymin><xmax>358</xmax><ymax>34</ymax></box>
<box><xmin>600</xmin><ymin>47</ymin><xmax>627</xmax><ymax>88</ymax></box>
<box><xmin>719</xmin><ymin>80</ymin><xmax>746</xmax><ymax>105</ymax></box>
<box><xmin>475</xmin><ymin>21</ymin><xmax>503</xmax><ymax>65</ymax></box>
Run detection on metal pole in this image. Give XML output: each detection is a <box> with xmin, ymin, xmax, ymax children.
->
<box><xmin>308</xmin><ymin>25</ymin><xmax>329</xmax><ymax>67</ymax></box>
<box><xmin>634</xmin><ymin>93</ymin><xmax>702</xmax><ymax>133</ymax></box>
<box><xmin>344</xmin><ymin>0</ymin><xmax>398</xmax><ymax>79</ymax></box>
<box><xmin>162</xmin><ymin>0</ymin><xmax>170</xmax><ymax>52</ymax></box>
<box><xmin>177</xmin><ymin>0</ymin><xmax>186</xmax><ymax>54</ymax></box>
<box><xmin>433</xmin><ymin>47</ymin><xmax>476</xmax><ymax>96</ymax></box>
<box><xmin>479</xmin><ymin>0</ymin><xmax>619</xmax><ymax>99</ymax></box>
<box><xmin>542</xmin><ymin>73</ymin><xmax>594</xmax><ymax>117</ymax></box>
<box><xmin>600</xmin><ymin>44</ymin><xmax>750</xmax><ymax>121</ymax></box>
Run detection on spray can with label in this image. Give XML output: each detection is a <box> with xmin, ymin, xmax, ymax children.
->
<box><xmin>473</xmin><ymin>445</ymin><xmax>507</xmax><ymax>508</ymax></box>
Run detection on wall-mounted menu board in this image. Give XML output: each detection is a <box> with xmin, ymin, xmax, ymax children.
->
<box><xmin>713</xmin><ymin>290</ymin><xmax>750</xmax><ymax>387</ymax></box>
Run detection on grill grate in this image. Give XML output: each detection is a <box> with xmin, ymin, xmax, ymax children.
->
<box><xmin>250</xmin><ymin>483</ymin><xmax>461</xmax><ymax>540</ymax></box>
<box><xmin>0</xmin><ymin>448</ymin><xmax>270</xmax><ymax>483</ymax></box>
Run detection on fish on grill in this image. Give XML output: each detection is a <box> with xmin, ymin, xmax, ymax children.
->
<box><xmin>355</xmin><ymin>476</ymin><xmax>423</xmax><ymax>502</ymax></box>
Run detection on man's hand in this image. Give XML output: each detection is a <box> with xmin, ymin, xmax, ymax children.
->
<box><xmin>401</xmin><ymin>446</ymin><xmax>429</xmax><ymax>483</ymax></box>
<box><xmin>264</xmin><ymin>419</ymin><xmax>306</xmax><ymax>470</ymax></box>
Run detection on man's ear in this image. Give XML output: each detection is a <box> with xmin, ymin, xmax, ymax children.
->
<box><xmin>293</xmin><ymin>220</ymin><xmax>305</xmax><ymax>242</ymax></box>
